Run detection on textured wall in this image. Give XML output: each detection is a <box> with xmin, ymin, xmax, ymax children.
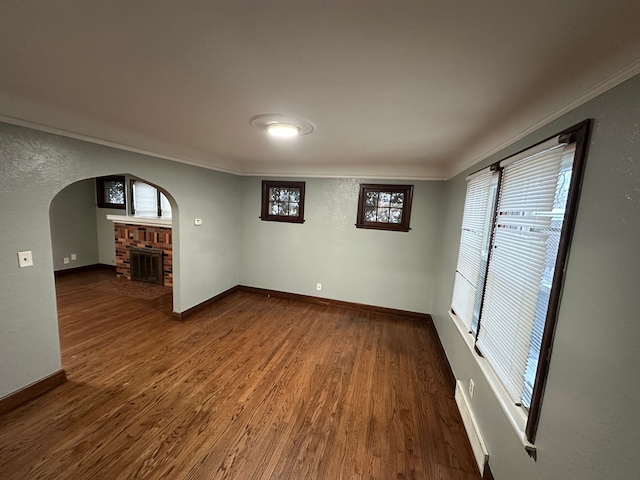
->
<box><xmin>431</xmin><ymin>74</ymin><xmax>640</xmax><ymax>479</ymax></box>
<box><xmin>96</xmin><ymin>206</ymin><xmax>124</xmax><ymax>266</ymax></box>
<box><xmin>0</xmin><ymin>122</ymin><xmax>241</xmax><ymax>398</ymax></box>
<box><xmin>239</xmin><ymin>177</ymin><xmax>445</xmax><ymax>314</ymax></box>
<box><xmin>49</xmin><ymin>179</ymin><xmax>99</xmax><ymax>271</ymax></box>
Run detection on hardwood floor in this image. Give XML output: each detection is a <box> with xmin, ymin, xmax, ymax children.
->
<box><xmin>0</xmin><ymin>269</ymin><xmax>480</xmax><ymax>480</ymax></box>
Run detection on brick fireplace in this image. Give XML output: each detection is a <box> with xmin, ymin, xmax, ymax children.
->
<box><xmin>114</xmin><ymin>223</ymin><xmax>173</xmax><ymax>287</ymax></box>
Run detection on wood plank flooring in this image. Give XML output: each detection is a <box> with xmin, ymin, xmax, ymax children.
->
<box><xmin>0</xmin><ymin>269</ymin><xmax>480</xmax><ymax>480</ymax></box>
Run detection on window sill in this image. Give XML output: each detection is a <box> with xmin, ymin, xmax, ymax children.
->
<box><xmin>448</xmin><ymin>310</ymin><xmax>536</xmax><ymax>455</ymax></box>
<box><xmin>259</xmin><ymin>216</ymin><xmax>305</xmax><ymax>224</ymax></box>
<box><xmin>106</xmin><ymin>214</ymin><xmax>172</xmax><ymax>228</ymax></box>
<box><xmin>354</xmin><ymin>223</ymin><xmax>410</xmax><ymax>232</ymax></box>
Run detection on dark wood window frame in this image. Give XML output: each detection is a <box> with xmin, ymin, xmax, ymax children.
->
<box><xmin>456</xmin><ymin>119</ymin><xmax>592</xmax><ymax>448</ymax></box>
<box><xmin>96</xmin><ymin>175</ymin><xmax>126</xmax><ymax>209</ymax></box>
<box><xmin>523</xmin><ymin>119</ymin><xmax>592</xmax><ymax>444</ymax></box>
<box><xmin>260</xmin><ymin>181</ymin><xmax>306</xmax><ymax>224</ymax></box>
<box><xmin>355</xmin><ymin>184</ymin><xmax>414</xmax><ymax>232</ymax></box>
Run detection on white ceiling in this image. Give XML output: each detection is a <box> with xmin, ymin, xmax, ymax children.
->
<box><xmin>1</xmin><ymin>1</ymin><xmax>639</xmax><ymax>180</ymax></box>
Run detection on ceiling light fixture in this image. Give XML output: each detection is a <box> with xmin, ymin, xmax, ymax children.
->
<box><xmin>250</xmin><ymin>114</ymin><xmax>314</xmax><ymax>138</ymax></box>
<box><xmin>265</xmin><ymin>122</ymin><xmax>300</xmax><ymax>138</ymax></box>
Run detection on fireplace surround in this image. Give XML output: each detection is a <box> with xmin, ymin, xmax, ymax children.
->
<box><xmin>113</xmin><ymin>221</ymin><xmax>172</xmax><ymax>287</ymax></box>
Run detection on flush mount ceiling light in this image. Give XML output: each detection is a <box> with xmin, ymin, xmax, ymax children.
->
<box><xmin>250</xmin><ymin>114</ymin><xmax>314</xmax><ymax>138</ymax></box>
<box><xmin>265</xmin><ymin>122</ymin><xmax>300</xmax><ymax>138</ymax></box>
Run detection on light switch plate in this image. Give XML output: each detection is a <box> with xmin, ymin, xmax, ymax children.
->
<box><xmin>18</xmin><ymin>251</ymin><xmax>33</xmax><ymax>268</ymax></box>
<box><xmin>194</xmin><ymin>218</ymin><xmax>203</xmax><ymax>226</ymax></box>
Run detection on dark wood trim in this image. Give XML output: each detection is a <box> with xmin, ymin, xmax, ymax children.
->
<box><xmin>157</xmin><ymin>189</ymin><xmax>162</xmax><ymax>217</ymax></box>
<box><xmin>54</xmin><ymin>263</ymin><xmax>116</xmax><ymax>277</ymax></box>
<box><xmin>425</xmin><ymin>315</ymin><xmax>457</xmax><ymax>392</ymax></box>
<box><xmin>525</xmin><ymin>119</ymin><xmax>593</xmax><ymax>443</ymax></box>
<box><xmin>473</xmin><ymin>167</ymin><xmax>502</xmax><ymax>346</ymax></box>
<box><xmin>355</xmin><ymin>184</ymin><xmax>414</xmax><ymax>232</ymax></box>
<box><xmin>172</xmin><ymin>285</ymin><xmax>241</xmax><ymax>321</ymax></box>
<box><xmin>483</xmin><ymin>463</ymin><xmax>495</xmax><ymax>480</ymax></box>
<box><xmin>0</xmin><ymin>370</ymin><xmax>67</xmax><ymax>416</ymax></box>
<box><xmin>260</xmin><ymin>180</ymin><xmax>306</xmax><ymax>223</ymax></box>
<box><xmin>174</xmin><ymin>283</ymin><xmax>434</xmax><ymax>323</ymax></box>
<box><xmin>96</xmin><ymin>175</ymin><xmax>126</xmax><ymax>209</ymax></box>
<box><xmin>129</xmin><ymin>178</ymin><xmax>136</xmax><ymax>215</ymax></box>
<box><xmin>238</xmin><ymin>285</ymin><xmax>431</xmax><ymax>321</ymax></box>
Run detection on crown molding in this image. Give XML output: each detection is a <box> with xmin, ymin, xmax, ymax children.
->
<box><xmin>0</xmin><ymin>114</ymin><xmax>242</xmax><ymax>176</ymax></box>
<box><xmin>444</xmin><ymin>59</ymin><xmax>640</xmax><ymax>180</ymax></box>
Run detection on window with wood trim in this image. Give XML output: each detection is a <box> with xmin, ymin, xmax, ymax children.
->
<box><xmin>450</xmin><ymin>120</ymin><xmax>591</xmax><ymax>444</ymax></box>
<box><xmin>130</xmin><ymin>180</ymin><xmax>172</xmax><ymax>219</ymax></box>
<box><xmin>260</xmin><ymin>181</ymin><xmax>306</xmax><ymax>223</ymax></box>
<box><xmin>355</xmin><ymin>184</ymin><xmax>413</xmax><ymax>232</ymax></box>
<box><xmin>96</xmin><ymin>175</ymin><xmax>126</xmax><ymax>209</ymax></box>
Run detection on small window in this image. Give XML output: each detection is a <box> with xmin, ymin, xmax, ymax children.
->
<box><xmin>260</xmin><ymin>181</ymin><xmax>305</xmax><ymax>223</ymax></box>
<box><xmin>131</xmin><ymin>180</ymin><xmax>172</xmax><ymax>219</ymax></box>
<box><xmin>355</xmin><ymin>184</ymin><xmax>413</xmax><ymax>232</ymax></box>
<box><xmin>96</xmin><ymin>176</ymin><xmax>126</xmax><ymax>209</ymax></box>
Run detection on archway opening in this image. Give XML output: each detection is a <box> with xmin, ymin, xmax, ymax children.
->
<box><xmin>49</xmin><ymin>174</ymin><xmax>179</xmax><ymax>370</ymax></box>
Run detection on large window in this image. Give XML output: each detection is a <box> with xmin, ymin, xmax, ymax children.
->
<box><xmin>131</xmin><ymin>180</ymin><xmax>172</xmax><ymax>219</ymax></box>
<box><xmin>450</xmin><ymin>120</ymin><xmax>591</xmax><ymax>444</ymax></box>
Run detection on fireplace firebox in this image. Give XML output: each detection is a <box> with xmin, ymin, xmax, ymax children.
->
<box><xmin>129</xmin><ymin>247</ymin><xmax>164</xmax><ymax>285</ymax></box>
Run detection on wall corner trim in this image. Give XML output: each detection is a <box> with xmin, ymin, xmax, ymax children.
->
<box><xmin>172</xmin><ymin>285</ymin><xmax>241</xmax><ymax>321</ymax></box>
<box><xmin>0</xmin><ymin>370</ymin><xmax>67</xmax><ymax>416</ymax></box>
<box><xmin>238</xmin><ymin>286</ymin><xmax>432</xmax><ymax>321</ymax></box>
<box><xmin>172</xmin><ymin>285</ymin><xmax>436</xmax><ymax>324</ymax></box>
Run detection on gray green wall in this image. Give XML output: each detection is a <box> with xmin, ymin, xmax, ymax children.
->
<box><xmin>0</xmin><ymin>123</ymin><xmax>241</xmax><ymax>399</ymax></box>
<box><xmin>431</xmin><ymin>74</ymin><xmax>640</xmax><ymax>479</ymax></box>
<box><xmin>2</xmin><ymin>73</ymin><xmax>640</xmax><ymax>480</ymax></box>
<box><xmin>239</xmin><ymin>177</ymin><xmax>444</xmax><ymax>313</ymax></box>
<box><xmin>49</xmin><ymin>179</ymin><xmax>99</xmax><ymax>271</ymax></box>
<box><xmin>96</xmin><ymin>206</ymin><xmax>124</xmax><ymax>266</ymax></box>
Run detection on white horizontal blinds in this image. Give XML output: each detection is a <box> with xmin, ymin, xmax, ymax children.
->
<box><xmin>133</xmin><ymin>182</ymin><xmax>158</xmax><ymax>217</ymax></box>
<box><xmin>160</xmin><ymin>192</ymin><xmax>172</xmax><ymax>219</ymax></box>
<box><xmin>477</xmin><ymin>143</ymin><xmax>571</xmax><ymax>407</ymax></box>
<box><xmin>451</xmin><ymin>169</ymin><xmax>496</xmax><ymax>332</ymax></box>
<box><xmin>521</xmin><ymin>144</ymin><xmax>576</xmax><ymax>404</ymax></box>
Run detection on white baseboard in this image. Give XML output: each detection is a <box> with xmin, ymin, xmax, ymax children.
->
<box><xmin>455</xmin><ymin>380</ymin><xmax>489</xmax><ymax>474</ymax></box>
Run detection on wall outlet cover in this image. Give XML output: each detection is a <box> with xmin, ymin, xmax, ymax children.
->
<box><xmin>71</xmin><ymin>253</ymin><xmax>77</xmax><ymax>260</ymax></box>
<box><xmin>63</xmin><ymin>257</ymin><xmax>70</xmax><ymax>264</ymax></box>
<box><xmin>18</xmin><ymin>251</ymin><xmax>33</xmax><ymax>268</ymax></box>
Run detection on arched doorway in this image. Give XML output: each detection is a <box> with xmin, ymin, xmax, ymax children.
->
<box><xmin>49</xmin><ymin>174</ymin><xmax>179</xmax><ymax>368</ymax></box>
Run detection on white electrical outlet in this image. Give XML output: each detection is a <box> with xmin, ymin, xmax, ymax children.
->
<box><xmin>71</xmin><ymin>253</ymin><xmax>77</xmax><ymax>261</ymax></box>
<box><xmin>63</xmin><ymin>257</ymin><xmax>70</xmax><ymax>264</ymax></box>
<box><xmin>316</xmin><ymin>283</ymin><xmax>322</xmax><ymax>291</ymax></box>
<box><xmin>469</xmin><ymin>379</ymin><xmax>475</xmax><ymax>398</ymax></box>
<box><xmin>17</xmin><ymin>251</ymin><xmax>33</xmax><ymax>268</ymax></box>
<box><xmin>194</xmin><ymin>218</ymin><xmax>203</xmax><ymax>226</ymax></box>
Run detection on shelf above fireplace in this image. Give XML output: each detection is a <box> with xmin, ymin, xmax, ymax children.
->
<box><xmin>106</xmin><ymin>214</ymin><xmax>172</xmax><ymax>228</ymax></box>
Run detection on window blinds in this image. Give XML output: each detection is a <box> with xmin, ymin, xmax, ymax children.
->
<box><xmin>133</xmin><ymin>182</ymin><xmax>158</xmax><ymax>217</ymax></box>
<box><xmin>451</xmin><ymin>169</ymin><xmax>496</xmax><ymax>332</ymax></box>
<box><xmin>476</xmin><ymin>143</ymin><xmax>570</xmax><ymax>407</ymax></box>
<box><xmin>160</xmin><ymin>192</ymin><xmax>172</xmax><ymax>219</ymax></box>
